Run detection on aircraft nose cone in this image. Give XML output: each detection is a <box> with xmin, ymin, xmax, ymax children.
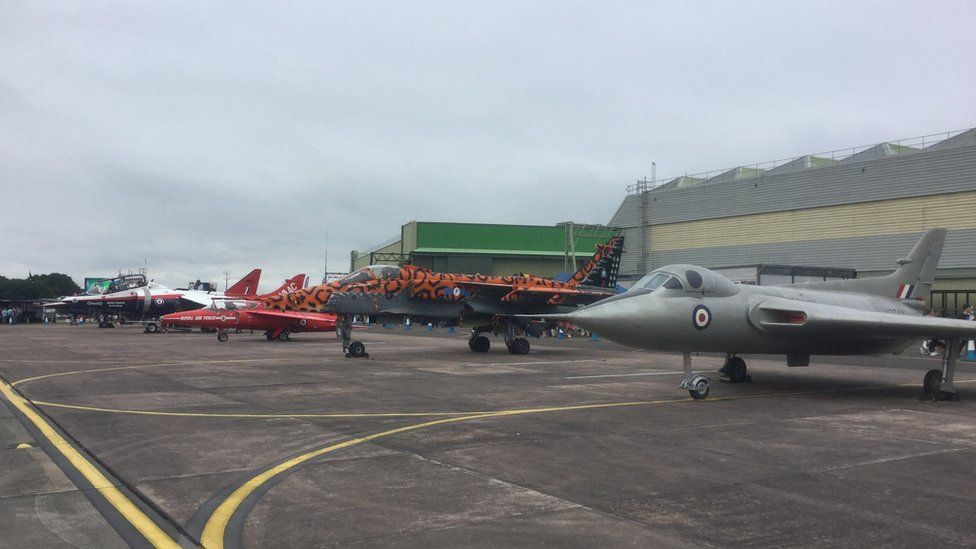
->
<box><xmin>567</xmin><ymin>300</ymin><xmax>623</xmax><ymax>334</ymax></box>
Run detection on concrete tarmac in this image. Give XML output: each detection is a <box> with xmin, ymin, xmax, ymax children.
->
<box><xmin>1</xmin><ymin>323</ymin><xmax>975</xmax><ymax>548</ymax></box>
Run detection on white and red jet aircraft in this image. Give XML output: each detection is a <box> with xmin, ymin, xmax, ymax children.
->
<box><xmin>50</xmin><ymin>271</ymin><xmax>306</xmax><ymax>328</ymax></box>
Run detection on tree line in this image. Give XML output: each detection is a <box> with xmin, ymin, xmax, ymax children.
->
<box><xmin>0</xmin><ymin>273</ymin><xmax>82</xmax><ymax>300</ymax></box>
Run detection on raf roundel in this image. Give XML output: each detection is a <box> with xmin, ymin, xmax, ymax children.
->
<box><xmin>154</xmin><ymin>298</ymin><xmax>165</xmax><ymax>306</ymax></box>
<box><xmin>692</xmin><ymin>305</ymin><xmax>711</xmax><ymax>330</ymax></box>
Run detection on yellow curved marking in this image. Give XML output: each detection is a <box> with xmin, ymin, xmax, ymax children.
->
<box><xmin>199</xmin><ymin>400</ymin><xmax>668</xmax><ymax>549</ymax></box>
<box><xmin>0</xmin><ymin>379</ymin><xmax>180</xmax><ymax>548</ymax></box>
<box><xmin>197</xmin><ymin>377</ymin><xmax>976</xmax><ymax>548</ymax></box>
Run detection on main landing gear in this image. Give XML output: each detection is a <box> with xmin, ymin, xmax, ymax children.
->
<box><xmin>923</xmin><ymin>338</ymin><xmax>962</xmax><ymax>401</ymax></box>
<box><xmin>468</xmin><ymin>331</ymin><xmax>491</xmax><ymax>353</ymax></box>
<box><xmin>263</xmin><ymin>329</ymin><xmax>291</xmax><ymax>342</ymax></box>
<box><xmin>468</xmin><ymin>322</ymin><xmax>531</xmax><ymax>355</ymax></box>
<box><xmin>719</xmin><ymin>354</ymin><xmax>752</xmax><ymax>383</ymax></box>
<box><xmin>337</xmin><ymin>315</ymin><xmax>368</xmax><ymax>358</ymax></box>
<box><xmin>679</xmin><ymin>352</ymin><xmax>711</xmax><ymax>399</ymax></box>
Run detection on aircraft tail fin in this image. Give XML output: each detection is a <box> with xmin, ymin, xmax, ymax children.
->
<box><xmin>226</xmin><ymin>269</ymin><xmax>262</xmax><ymax>297</ymax></box>
<box><xmin>259</xmin><ymin>274</ymin><xmax>309</xmax><ymax>298</ymax></box>
<box><xmin>568</xmin><ymin>235</ymin><xmax>624</xmax><ymax>288</ymax></box>
<box><xmin>796</xmin><ymin>229</ymin><xmax>946</xmax><ymax>301</ymax></box>
<box><xmin>887</xmin><ymin>228</ymin><xmax>945</xmax><ymax>300</ymax></box>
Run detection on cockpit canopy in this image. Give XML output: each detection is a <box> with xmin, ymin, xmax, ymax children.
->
<box><xmin>210</xmin><ymin>300</ymin><xmax>259</xmax><ymax>311</ymax></box>
<box><xmin>89</xmin><ymin>274</ymin><xmax>147</xmax><ymax>295</ymax></box>
<box><xmin>337</xmin><ymin>265</ymin><xmax>401</xmax><ymax>285</ymax></box>
<box><xmin>628</xmin><ymin>265</ymin><xmax>739</xmax><ymax>297</ymax></box>
<box><xmin>631</xmin><ymin>272</ymin><xmax>685</xmax><ymax>292</ymax></box>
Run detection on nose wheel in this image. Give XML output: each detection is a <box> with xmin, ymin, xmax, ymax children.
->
<box><xmin>679</xmin><ymin>352</ymin><xmax>711</xmax><ymax>399</ymax></box>
<box><xmin>337</xmin><ymin>316</ymin><xmax>368</xmax><ymax>358</ymax></box>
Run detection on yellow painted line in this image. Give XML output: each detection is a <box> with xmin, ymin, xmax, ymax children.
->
<box><xmin>0</xmin><ymin>378</ymin><xmax>180</xmax><ymax>548</ymax></box>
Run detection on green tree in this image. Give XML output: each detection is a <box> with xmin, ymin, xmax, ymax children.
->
<box><xmin>0</xmin><ymin>273</ymin><xmax>81</xmax><ymax>300</ymax></box>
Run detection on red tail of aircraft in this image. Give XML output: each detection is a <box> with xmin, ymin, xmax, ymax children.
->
<box><xmin>259</xmin><ymin>274</ymin><xmax>308</xmax><ymax>298</ymax></box>
<box><xmin>225</xmin><ymin>269</ymin><xmax>262</xmax><ymax>297</ymax></box>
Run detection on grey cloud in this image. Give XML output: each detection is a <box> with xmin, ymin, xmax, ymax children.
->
<box><xmin>2</xmin><ymin>1</ymin><xmax>975</xmax><ymax>288</ymax></box>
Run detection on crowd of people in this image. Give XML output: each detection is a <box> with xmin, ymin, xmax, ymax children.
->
<box><xmin>920</xmin><ymin>303</ymin><xmax>975</xmax><ymax>356</ymax></box>
<box><xmin>0</xmin><ymin>307</ymin><xmax>27</xmax><ymax>324</ymax></box>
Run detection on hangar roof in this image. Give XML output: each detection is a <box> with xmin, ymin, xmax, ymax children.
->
<box><xmin>627</xmin><ymin>127</ymin><xmax>975</xmax><ymax>195</ymax></box>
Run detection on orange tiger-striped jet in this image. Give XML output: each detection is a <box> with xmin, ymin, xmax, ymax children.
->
<box><xmin>262</xmin><ymin>235</ymin><xmax>624</xmax><ymax>357</ymax></box>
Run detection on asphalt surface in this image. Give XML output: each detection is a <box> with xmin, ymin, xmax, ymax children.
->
<box><xmin>1</xmin><ymin>323</ymin><xmax>975</xmax><ymax>548</ymax></box>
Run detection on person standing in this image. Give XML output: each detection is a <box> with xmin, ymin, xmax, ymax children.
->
<box><xmin>957</xmin><ymin>304</ymin><xmax>975</xmax><ymax>358</ymax></box>
<box><xmin>960</xmin><ymin>304</ymin><xmax>975</xmax><ymax>321</ymax></box>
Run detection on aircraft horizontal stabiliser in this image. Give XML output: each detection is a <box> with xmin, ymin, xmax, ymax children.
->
<box><xmin>524</xmin><ymin>229</ymin><xmax>973</xmax><ymax>401</ymax></box>
<box><xmin>260</xmin><ymin>235</ymin><xmax>625</xmax><ymax>358</ymax></box>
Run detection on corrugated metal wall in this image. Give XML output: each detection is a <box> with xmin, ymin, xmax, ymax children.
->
<box><xmin>649</xmin><ymin>229</ymin><xmax>976</xmax><ymax>272</ymax></box>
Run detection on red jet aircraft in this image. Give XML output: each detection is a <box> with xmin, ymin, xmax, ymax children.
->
<box><xmin>161</xmin><ymin>298</ymin><xmax>336</xmax><ymax>342</ymax></box>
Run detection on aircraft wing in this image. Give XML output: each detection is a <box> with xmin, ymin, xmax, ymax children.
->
<box><xmin>454</xmin><ymin>281</ymin><xmax>613</xmax><ymax>305</ymax></box>
<box><xmin>498</xmin><ymin>285</ymin><xmax>615</xmax><ymax>305</ymax></box>
<box><xmin>749</xmin><ymin>296</ymin><xmax>976</xmax><ymax>339</ymax></box>
<box><xmin>178</xmin><ymin>293</ymin><xmax>212</xmax><ymax>308</ymax></box>
<box><xmin>246</xmin><ymin>309</ymin><xmax>331</xmax><ymax>321</ymax></box>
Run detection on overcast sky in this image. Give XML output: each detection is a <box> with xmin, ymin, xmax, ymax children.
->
<box><xmin>2</xmin><ymin>1</ymin><xmax>975</xmax><ymax>291</ymax></box>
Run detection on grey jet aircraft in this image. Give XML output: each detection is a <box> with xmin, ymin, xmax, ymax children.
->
<box><xmin>534</xmin><ymin>229</ymin><xmax>973</xmax><ymax>401</ymax></box>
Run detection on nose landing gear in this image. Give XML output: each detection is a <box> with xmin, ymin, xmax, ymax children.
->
<box><xmin>337</xmin><ymin>316</ymin><xmax>368</xmax><ymax>358</ymax></box>
<box><xmin>679</xmin><ymin>352</ymin><xmax>711</xmax><ymax>399</ymax></box>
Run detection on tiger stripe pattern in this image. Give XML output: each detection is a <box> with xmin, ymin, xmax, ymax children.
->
<box><xmin>262</xmin><ymin>235</ymin><xmax>623</xmax><ymax>313</ymax></box>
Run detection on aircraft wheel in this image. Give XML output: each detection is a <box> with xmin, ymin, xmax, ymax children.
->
<box><xmin>264</xmin><ymin>331</ymin><xmax>274</xmax><ymax>341</ymax></box>
<box><xmin>923</xmin><ymin>369</ymin><xmax>942</xmax><ymax>397</ymax></box>
<box><xmin>280</xmin><ymin>332</ymin><xmax>291</xmax><ymax>341</ymax></box>
<box><xmin>510</xmin><ymin>337</ymin><xmax>530</xmax><ymax>355</ymax></box>
<box><xmin>146</xmin><ymin>323</ymin><xmax>159</xmax><ymax>334</ymax></box>
<box><xmin>469</xmin><ymin>336</ymin><xmax>490</xmax><ymax>353</ymax></box>
<box><xmin>348</xmin><ymin>340</ymin><xmax>367</xmax><ymax>358</ymax></box>
<box><xmin>688</xmin><ymin>375</ymin><xmax>710</xmax><ymax>400</ymax></box>
<box><xmin>217</xmin><ymin>332</ymin><xmax>229</xmax><ymax>343</ymax></box>
<box><xmin>724</xmin><ymin>357</ymin><xmax>750</xmax><ymax>383</ymax></box>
